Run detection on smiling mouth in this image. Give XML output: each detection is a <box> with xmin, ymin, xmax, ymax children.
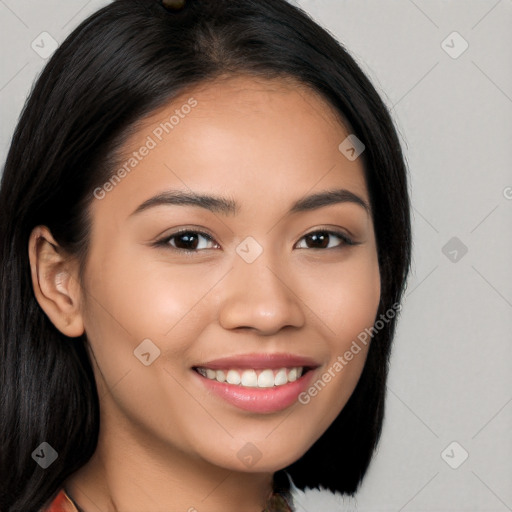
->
<box><xmin>193</xmin><ymin>366</ymin><xmax>313</xmax><ymax>388</ymax></box>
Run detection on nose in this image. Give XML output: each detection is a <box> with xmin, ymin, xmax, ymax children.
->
<box><xmin>218</xmin><ymin>252</ymin><xmax>306</xmax><ymax>335</ymax></box>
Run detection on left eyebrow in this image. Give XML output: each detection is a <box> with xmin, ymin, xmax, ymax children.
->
<box><xmin>289</xmin><ymin>188</ymin><xmax>370</xmax><ymax>215</ymax></box>
<box><xmin>129</xmin><ymin>187</ymin><xmax>371</xmax><ymax>217</ymax></box>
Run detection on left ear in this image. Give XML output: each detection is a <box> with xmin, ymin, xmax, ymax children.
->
<box><xmin>28</xmin><ymin>225</ymin><xmax>85</xmax><ymax>337</ymax></box>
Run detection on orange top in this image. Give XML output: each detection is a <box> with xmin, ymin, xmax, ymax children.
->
<box><xmin>43</xmin><ymin>490</ymin><xmax>77</xmax><ymax>512</ymax></box>
<box><xmin>43</xmin><ymin>488</ymin><xmax>293</xmax><ymax>511</ymax></box>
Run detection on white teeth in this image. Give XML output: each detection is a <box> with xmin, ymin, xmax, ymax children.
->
<box><xmin>241</xmin><ymin>369</ymin><xmax>258</xmax><ymax>387</ymax></box>
<box><xmin>196</xmin><ymin>366</ymin><xmax>305</xmax><ymax>388</ymax></box>
<box><xmin>274</xmin><ymin>368</ymin><xmax>288</xmax><ymax>386</ymax></box>
<box><xmin>257</xmin><ymin>369</ymin><xmax>275</xmax><ymax>388</ymax></box>
<box><xmin>226</xmin><ymin>369</ymin><xmax>241</xmax><ymax>385</ymax></box>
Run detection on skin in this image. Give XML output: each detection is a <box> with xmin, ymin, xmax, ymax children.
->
<box><xmin>29</xmin><ymin>74</ymin><xmax>381</xmax><ymax>512</ymax></box>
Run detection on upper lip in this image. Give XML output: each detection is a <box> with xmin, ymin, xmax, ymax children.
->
<box><xmin>194</xmin><ymin>352</ymin><xmax>321</xmax><ymax>370</ymax></box>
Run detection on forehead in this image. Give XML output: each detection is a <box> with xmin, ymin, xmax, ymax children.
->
<box><xmin>147</xmin><ymin>73</ymin><xmax>348</xmax><ymax>130</ymax></box>
<box><xmin>120</xmin><ymin>74</ymin><xmax>353</xmax><ymax>165</ymax></box>
<box><xmin>92</xmin><ymin>74</ymin><xmax>369</xmax><ymax>221</ymax></box>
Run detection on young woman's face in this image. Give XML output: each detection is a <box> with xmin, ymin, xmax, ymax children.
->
<box><xmin>80</xmin><ymin>75</ymin><xmax>380</xmax><ymax>473</ymax></box>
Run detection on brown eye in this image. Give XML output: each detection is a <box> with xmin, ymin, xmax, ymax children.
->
<box><xmin>296</xmin><ymin>230</ymin><xmax>354</xmax><ymax>250</ymax></box>
<box><xmin>154</xmin><ymin>230</ymin><xmax>219</xmax><ymax>253</ymax></box>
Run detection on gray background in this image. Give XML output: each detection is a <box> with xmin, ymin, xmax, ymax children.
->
<box><xmin>1</xmin><ymin>1</ymin><xmax>511</xmax><ymax>510</ymax></box>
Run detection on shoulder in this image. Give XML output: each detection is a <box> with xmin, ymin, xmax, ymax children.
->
<box><xmin>41</xmin><ymin>489</ymin><xmax>76</xmax><ymax>512</ymax></box>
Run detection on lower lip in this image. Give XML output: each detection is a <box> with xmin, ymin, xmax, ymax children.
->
<box><xmin>192</xmin><ymin>368</ymin><xmax>316</xmax><ymax>414</ymax></box>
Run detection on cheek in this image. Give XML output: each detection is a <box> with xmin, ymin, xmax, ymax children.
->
<box><xmin>84</xmin><ymin>246</ymin><xmax>211</xmax><ymax>337</ymax></box>
<box><xmin>298</xmin><ymin>248</ymin><xmax>381</xmax><ymax>342</ymax></box>
<box><xmin>328</xmin><ymin>250</ymin><xmax>381</xmax><ymax>385</ymax></box>
<box><xmin>293</xmin><ymin>249</ymin><xmax>380</xmax><ymax>420</ymax></box>
<box><xmin>80</xmin><ymin>250</ymin><xmax>204</xmax><ymax>432</ymax></box>
<box><xmin>80</xmin><ymin>246</ymin><xmax>226</xmax><ymax>396</ymax></box>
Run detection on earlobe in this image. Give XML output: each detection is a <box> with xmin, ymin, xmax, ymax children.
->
<box><xmin>28</xmin><ymin>226</ymin><xmax>85</xmax><ymax>337</ymax></box>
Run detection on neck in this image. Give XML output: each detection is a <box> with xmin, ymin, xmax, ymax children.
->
<box><xmin>63</xmin><ymin>411</ymin><xmax>276</xmax><ymax>512</ymax></box>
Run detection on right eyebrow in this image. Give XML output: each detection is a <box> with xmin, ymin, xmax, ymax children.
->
<box><xmin>129</xmin><ymin>190</ymin><xmax>239</xmax><ymax>217</ymax></box>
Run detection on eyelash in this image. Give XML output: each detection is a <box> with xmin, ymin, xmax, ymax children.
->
<box><xmin>153</xmin><ymin>228</ymin><xmax>357</xmax><ymax>254</ymax></box>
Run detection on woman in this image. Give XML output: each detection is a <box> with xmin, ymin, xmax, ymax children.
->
<box><xmin>0</xmin><ymin>0</ymin><xmax>412</xmax><ymax>511</ymax></box>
